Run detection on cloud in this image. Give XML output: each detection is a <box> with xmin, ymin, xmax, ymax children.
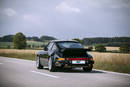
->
<box><xmin>56</xmin><ymin>2</ymin><xmax>80</xmax><ymax>13</ymax></box>
<box><xmin>102</xmin><ymin>0</ymin><xmax>130</xmax><ymax>9</ymax></box>
<box><xmin>23</xmin><ymin>14</ymin><xmax>41</xmax><ymax>25</ymax></box>
<box><xmin>2</xmin><ymin>8</ymin><xmax>17</xmax><ymax>16</ymax></box>
<box><xmin>84</xmin><ymin>0</ymin><xmax>130</xmax><ymax>9</ymax></box>
<box><xmin>23</xmin><ymin>15</ymin><xmax>36</xmax><ymax>22</ymax></box>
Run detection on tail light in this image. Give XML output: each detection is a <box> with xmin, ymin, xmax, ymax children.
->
<box><xmin>58</xmin><ymin>58</ymin><xmax>65</xmax><ymax>61</ymax></box>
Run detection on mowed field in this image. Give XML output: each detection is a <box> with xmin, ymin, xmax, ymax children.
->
<box><xmin>106</xmin><ymin>47</ymin><xmax>120</xmax><ymax>51</ymax></box>
<box><xmin>0</xmin><ymin>48</ymin><xmax>130</xmax><ymax>73</ymax></box>
<box><xmin>85</xmin><ymin>46</ymin><xmax>120</xmax><ymax>51</ymax></box>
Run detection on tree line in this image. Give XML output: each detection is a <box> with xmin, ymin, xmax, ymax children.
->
<box><xmin>82</xmin><ymin>37</ymin><xmax>130</xmax><ymax>46</ymax></box>
<box><xmin>0</xmin><ymin>34</ymin><xmax>56</xmax><ymax>42</ymax></box>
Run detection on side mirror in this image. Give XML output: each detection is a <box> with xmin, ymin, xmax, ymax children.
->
<box><xmin>44</xmin><ymin>46</ymin><xmax>48</xmax><ymax>51</ymax></box>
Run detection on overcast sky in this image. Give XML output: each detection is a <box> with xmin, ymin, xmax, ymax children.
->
<box><xmin>0</xmin><ymin>0</ymin><xmax>130</xmax><ymax>39</ymax></box>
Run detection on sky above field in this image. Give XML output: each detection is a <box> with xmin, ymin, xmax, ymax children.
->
<box><xmin>0</xmin><ymin>0</ymin><xmax>130</xmax><ymax>39</ymax></box>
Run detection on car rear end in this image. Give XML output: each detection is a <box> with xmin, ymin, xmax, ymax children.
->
<box><xmin>55</xmin><ymin>48</ymin><xmax>94</xmax><ymax>71</ymax></box>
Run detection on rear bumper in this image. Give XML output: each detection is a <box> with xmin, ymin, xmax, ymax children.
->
<box><xmin>55</xmin><ymin>60</ymin><xmax>94</xmax><ymax>68</ymax></box>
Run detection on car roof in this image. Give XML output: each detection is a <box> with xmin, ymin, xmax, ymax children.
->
<box><xmin>50</xmin><ymin>40</ymin><xmax>79</xmax><ymax>43</ymax></box>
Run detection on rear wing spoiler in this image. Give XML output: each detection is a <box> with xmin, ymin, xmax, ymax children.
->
<box><xmin>60</xmin><ymin>48</ymin><xmax>91</xmax><ymax>53</ymax></box>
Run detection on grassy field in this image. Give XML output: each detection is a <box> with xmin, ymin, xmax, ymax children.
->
<box><xmin>0</xmin><ymin>41</ymin><xmax>49</xmax><ymax>49</ymax></box>
<box><xmin>27</xmin><ymin>41</ymin><xmax>49</xmax><ymax>47</ymax></box>
<box><xmin>0</xmin><ymin>49</ymin><xmax>130</xmax><ymax>73</ymax></box>
<box><xmin>0</xmin><ymin>42</ymin><xmax>13</xmax><ymax>48</ymax></box>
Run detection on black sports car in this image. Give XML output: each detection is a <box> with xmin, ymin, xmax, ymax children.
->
<box><xmin>36</xmin><ymin>40</ymin><xmax>94</xmax><ymax>72</ymax></box>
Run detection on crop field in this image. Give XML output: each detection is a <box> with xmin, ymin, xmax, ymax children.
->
<box><xmin>105</xmin><ymin>47</ymin><xmax>120</xmax><ymax>51</ymax></box>
<box><xmin>89</xmin><ymin>52</ymin><xmax>130</xmax><ymax>73</ymax></box>
<box><xmin>0</xmin><ymin>49</ymin><xmax>39</xmax><ymax>60</ymax></box>
<box><xmin>0</xmin><ymin>49</ymin><xmax>130</xmax><ymax>73</ymax></box>
<box><xmin>84</xmin><ymin>46</ymin><xmax>120</xmax><ymax>51</ymax></box>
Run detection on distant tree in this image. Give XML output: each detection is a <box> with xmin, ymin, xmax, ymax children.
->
<box><xmin>26</xmin><ymin>37</ymin><xmax>32</xmax><ymax>41</ymax></box>
<box><xmin>32</xmin><ymin>36</ymin><xmax>41</xmax><ymax>41</ymax></box>
<box><xmin>72</xmin><ymin>38</ymin><xmax>83</xmax><ymax>44</ymax></box>
<box><xmin>95</xmin><ymin>44</ymin><xmax>106</xmax><ymax>52</ymax></box>
<box><xmin>27</xmin><ymin>36</ymin><xmax>41</xmax><ymax>41</ymax></box>
<box><xmin>0</xmin><ymin>35</ymin><xmax>14</xmax><ymax>42</ymax></box>
<box><xmin>13</xmin><ymin>32</ymin><xmax>27</xmax><ymax>49</ymax></box>
<box><xmin>0</xmin><ymin>37</ymin><xmax>2</xmax><ymax>42</ymax></box>
<box><xmin>40</xmin><ymin>35</ymin><xmax>56</xmax><ymax>42</ymax></box>
<box><xmin>120</xmin><ymin>44</ymin><xmax>130</xmax><ymax>53</ymax></box>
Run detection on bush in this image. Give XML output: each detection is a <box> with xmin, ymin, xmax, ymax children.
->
<box><xmin>120</xmin><ymin>44</ymin><xmax>130</xmax><ymax>53</ymax></box>
<box><xmin>88</xmin><ymin>46</ymin><xmax>93</xmax><ymax>51</ymax></box>
<box><xmin>95</xmin><ymin>44</ymin><xmax>106</xmax><ymax>52</ymax></box>
<box><xmin>13</xmin><ymin>32</ymin><xmax>27</xmax><ymax>49</ymax></box>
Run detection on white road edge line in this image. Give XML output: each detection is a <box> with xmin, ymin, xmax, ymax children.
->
<box><xmin>31</xmin><ymin>71</ymin><xmax>59</xmax><ymax>78</ymax></box>
<box><xmin>94</xmin><ymin>69</ymin><xmax>130</xmax><ymax>77</ymax></box>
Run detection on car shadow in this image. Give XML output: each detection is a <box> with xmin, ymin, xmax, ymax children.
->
<box><xmin>43</xmin><ymin>68</ymin><xmax>104</xmax><ymax>73</ymax></box>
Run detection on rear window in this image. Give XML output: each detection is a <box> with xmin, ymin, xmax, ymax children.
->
<box><xmin>57</xmin><ymin>42</ymin><xmax>83</xmax><ymax>49</ymax></box>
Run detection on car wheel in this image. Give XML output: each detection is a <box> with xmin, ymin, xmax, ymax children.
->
<box><xmin>48</xmin><ymin>57</ymin><xmax>56</xmax><ymax>72</ymax></box>
<box><xmin>83</xmin><ymin>65</ymin><xmax>93</xmax><ymax>72</ymax></box>
<box><xmin>36</xmin><ymin>57</ymin><xmax>43</xmax><ymax>69</ymax></box>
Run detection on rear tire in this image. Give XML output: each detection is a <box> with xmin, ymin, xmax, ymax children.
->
<box><xmin>48</xmin><ymin>57</ymin><xmax>56</xmax><ymax>72</ymax></box>
<box><xmin>83</xmin><ymin>65</ymin><xmax>93</xmax><ymax>72</ymax></box>
<box><xmin>36</xmin><ymin>57</ymin><xmax>43</xmax><ymax>69</ymax></box>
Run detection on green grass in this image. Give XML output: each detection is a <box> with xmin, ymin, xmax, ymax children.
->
<box><xmin>27</xmin><ymin>41</ymin><xmax>48</xmax><ymax>47</ymax></box>
<box><xmin>0</xmin><ymin>41</ymin><xmax>49</xmax><ymax>49</ymax></box>
<box><xmin>0</xmin><ymin>42</ymin><xmax>13</xmax><ymax>48</ymax></box>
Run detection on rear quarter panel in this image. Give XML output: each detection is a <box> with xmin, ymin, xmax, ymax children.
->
<box><xmin>37</xmin><ymin>51</ymin><xmax>48</xmax><ymax>66</ymax></box>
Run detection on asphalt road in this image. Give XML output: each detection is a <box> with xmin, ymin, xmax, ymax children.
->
<box><xmin>0</xmin><ymin>57</ymin><xmax>130</xmax><ymax>87</ymax></box>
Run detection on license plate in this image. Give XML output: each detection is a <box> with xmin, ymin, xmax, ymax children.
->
<box><xmin>72</xmin><ymin>60</ymin><xmax>85</xmax><ymax>64</ymax></box>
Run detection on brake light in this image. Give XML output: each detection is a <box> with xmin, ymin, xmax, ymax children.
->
<box><xmin>66</xmin><ymin>58</ymin><xmax>90</xmax><ymax>60</ymax></box>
